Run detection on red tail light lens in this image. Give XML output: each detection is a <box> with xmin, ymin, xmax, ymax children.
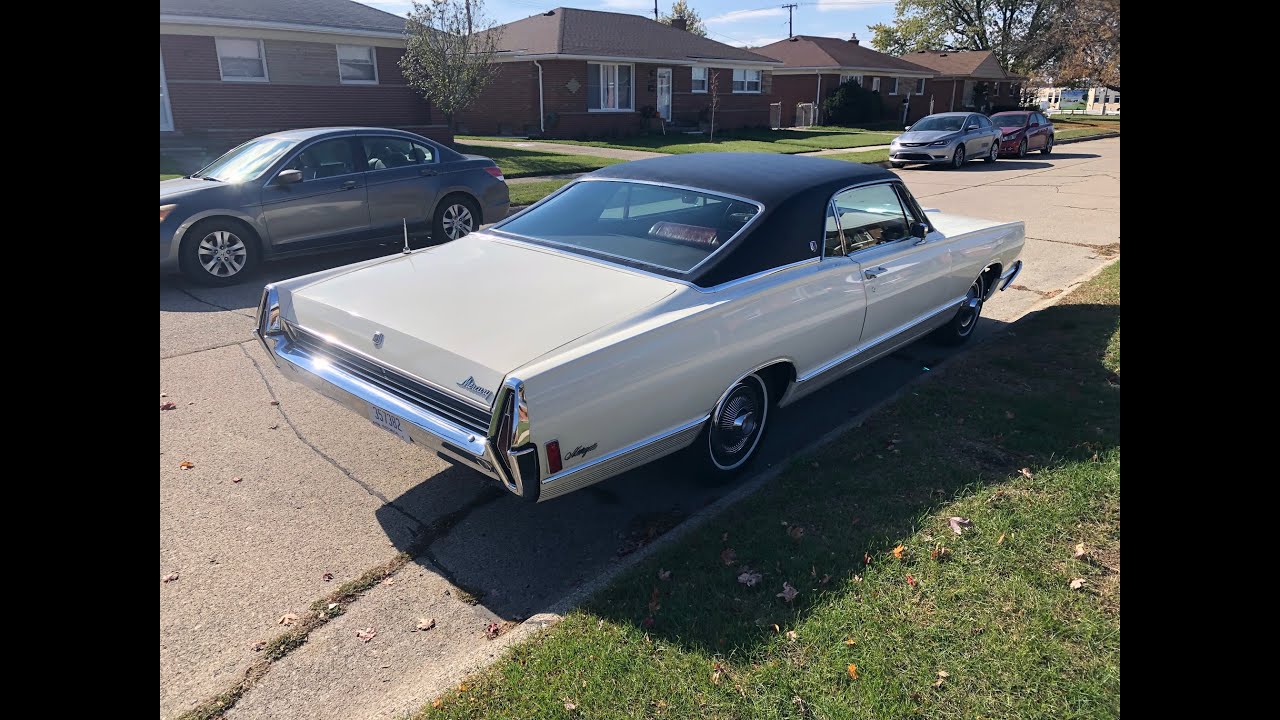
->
<box><xmin>546</xmin><ymin>440</ymin><xmax>562</xmax><ymax>474</ymax></box>
<box><xmin>484</xmin><ymin>166</ymin><xmax>505</xmax><ymax>181</ymax></box>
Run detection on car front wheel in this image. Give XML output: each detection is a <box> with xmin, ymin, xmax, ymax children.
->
<box><xmin>179</xmin><ymin>219</ymin><xmax>258</xmax><ymax>286</ymax></box>
<box><xmin>985</xmin><ymin>141</ymin><xmax>998</xmax><ymax>163</ymax></box>
<box><xmin>951</xmin><ymin>145</ymin><xmax>966</xmax><ymax>169</ymax></box>
<box><xmin>433</xmin><ymin>195</ymin><xmax>480</xmax><ymax>242</ymax></box>
<box><xmin>1017</xmin><ymin>138</ymin><xmax>1028</xmax><ymax>158</ymax></box>
<box><xmin>1041</xmin><ymin>136</ymin><xmax>1054</xmax><ymax>154</ymax></box>
<box><xmin>694</xmin><ymin>373</ymin><xmax>770</xmax><ymax>484</ymax></box>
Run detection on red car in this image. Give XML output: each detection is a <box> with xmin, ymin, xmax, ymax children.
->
<box><xmin>991</xmin><ymin>111</ymin><xmax>1055</xmax><ymax>158</ymax></box>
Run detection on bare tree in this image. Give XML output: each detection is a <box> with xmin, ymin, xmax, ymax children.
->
<box><xmin>400</xmin><ymin>0</ymin><xmax>503</xmax><ymax>135</ymax></box>
<box><xmin>707</xmin><ymin>69</ymin><xmax>721</xmax><ymax>142</ymax></box>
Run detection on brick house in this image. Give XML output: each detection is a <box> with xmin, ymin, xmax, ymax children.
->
<box><xmin>897</xmin><ymin>50</ymin><xmax>1020</xmax><ymax>114</ymax></box>
<box><xmin>160</xmin><ymin>0</ymin><xmax>449</xmax><ymax>159</ymax></box>
<box><xmin>457</xmin><ymin>8</ymin><xmax>781</xmax><ymax>139</ymax></box>
<box><xmin>758</xmin><ymin>35</ymin><xmax>935</xmax><ymax>127</ymax></box>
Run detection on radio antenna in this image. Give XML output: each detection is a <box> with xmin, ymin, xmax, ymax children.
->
<box><xmin>402</xmin><ymin>218</ymin><xmax>412</xmax><ymax>254</ymax></box>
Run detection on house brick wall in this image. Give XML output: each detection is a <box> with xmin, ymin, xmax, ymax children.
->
<box><xmin>454</xmin><ymin>63</ymin><xmax>538</xmax><ymax>135</ymax></box>
<box><xmin>772</xmin><ymin>72</ymin><xmax>938</xmax><ymax>126</ymax></box>
<box><xmin>160</xmin><ymin>34</ymin><xmax>450</xmax><ymax>148</ymax></box>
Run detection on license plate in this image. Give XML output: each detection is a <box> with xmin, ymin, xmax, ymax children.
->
<box><xmin>369</xmin><ymin>406</ymin><xmax>412</xmax><ymax>443</ymax></box>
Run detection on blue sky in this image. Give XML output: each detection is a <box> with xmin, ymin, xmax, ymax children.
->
<box><xmin>362</xmin><ymin>0</ymin><xmax>899</xmax><ymax>49</ymax></box>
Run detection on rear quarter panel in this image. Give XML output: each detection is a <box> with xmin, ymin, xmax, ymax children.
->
<box><xmin>928</xmin><ymin>214</ymin><xmax>1025</xmax><ymax>296</ymax></box>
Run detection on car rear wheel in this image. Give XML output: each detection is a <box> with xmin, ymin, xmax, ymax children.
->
<box><xmin>179</xmin><ymin>219</ymin><xmax>258</xmax><ymax>286</ymax></box>
<box><xmin>932</xmin><ymin>276</ymin><xmax>984</xmax><ymax>346</ymax></box>
<box><xmin>1017</xmin><ymin>138</ymin><xmax>1028</xmax><ymax>158</ymax></box>
<box><xmin>985</xmin><ymin>141</ymin><xmax>998</xmax><ymax>163</ymax></box>
<box><xmin>951</xmin><ymin>145</ymin><xmax>966</xmax><ymax>169</ymax></box>
<box><xmin>432</xmin><ymin>195</ymin><xmax>480</xmax><ymax>242</ymax></box>
<box><xmin>693</xmin><ymin>373</ymin><xmax>770</xmax><ymax>485</ymax></box>
<box><xmin>1041</xmin><ymin>136</ymin><xmax>1054</xmax><ymax>154</ymax></box>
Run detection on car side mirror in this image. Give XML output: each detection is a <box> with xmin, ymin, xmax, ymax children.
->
<box><xmin>904</xmin><ymin>125</ymin><xmax>911</xmax><ymax>131</ymax></box>
<box><xmin>910</xmin><ymin>222</ymin><xmax>929</xmax><ymax>243</ymax></box>
<box><xmin>1029</xmin><ymin>121</ymin><xmax>1040</xmax><ymax>128</ymax></box>
<box><xmin>276</xmin><ymin>169</ymin><xmax>303</xmax><ymax>185</ymax></box>
<box><xmin>965</xmin><ymin>124</ymin><xmax>978</xmax><ymax>131</ymax></box>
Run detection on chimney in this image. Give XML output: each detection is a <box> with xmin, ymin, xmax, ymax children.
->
<box><xmin>671</xmin><ymin>16</ymin><xmax>688</xmax><ymax>31</ymax></box>
<box><xmin>848</xmin><ymin>33</ymin><xmax>859</xmax><ymax>45</ymax></box>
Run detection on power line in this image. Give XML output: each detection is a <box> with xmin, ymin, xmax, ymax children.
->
<box><xmin>782</xmin><ymin>3</ymin><xmax>798</xmax><ymax>37</ymax></box>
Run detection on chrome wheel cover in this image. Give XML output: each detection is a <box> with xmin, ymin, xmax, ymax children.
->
<box><xmin>441</xmin><ymin>204</ymin><xmax>474</xmax><ymax>240</ymax></box>
<box><xmin>196</xmin><ymin>230</ymin><xmax>247</xmax><ymax>278</ymax></box>
<box><xmin>953</xmin><ymin>146</ymin><xmax>965</xmax><ymax>168</ymax></box>
<box><xmin>709</xmin><ymin>375</ymin><xmax>768</xmax><ymax>471</ymax></box>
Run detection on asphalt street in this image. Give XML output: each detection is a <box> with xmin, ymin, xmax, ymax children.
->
<box><xmin>159</xmin><ymin>137</ymin><xmax>1119</xmax><ymax>719</ymax></box>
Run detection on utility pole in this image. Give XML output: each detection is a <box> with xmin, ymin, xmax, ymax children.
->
<box><xmin>782</xmin><ymin>4</ymin><xmax>797</xmax><ymax>38</ymax></box>
<box><xmin>654</xmin><ymin>0</ymin><xmax>659</xmax><ymax>21</ymax></box>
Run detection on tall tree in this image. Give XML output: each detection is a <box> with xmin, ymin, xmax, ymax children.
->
<box><xmin>400</xmin><ymin>0</ymin><xmax>503</xmax><ymax>134</ymax></box>
<box><xmin>1052</xmin><ymin>0</ymin><xmax>1119</xmax><ymax>90</ymax></box>
<box><xmin>660</xmin><ymin>1</ymin><xmax>708</xmax><ymax>37</ymax></box>
<box><xmin>870</xmin><ymin>0</ymin><xmax>1061</xmax><ymax>75</ymax></box>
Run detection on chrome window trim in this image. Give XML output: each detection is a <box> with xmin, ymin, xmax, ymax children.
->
<box><xmin>828</xmin><ymin>180</ymin><xmax>920</xmax><ymax>261</ymax></box>
<box><xmin>359</xmin><ymin>134</ymin><xmax>442</xmax><ymax>174</ymax></box>
<box><xmin>489</xmin><ymin>177</ymin><xmax>766</xmax><ymax>277</ymax></box>
<box><xmin>797</xmin><ymin>294</ymin><xmax>966</xmax><ymax>383</ymax></box>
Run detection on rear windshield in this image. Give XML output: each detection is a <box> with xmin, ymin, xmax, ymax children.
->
<box><xmin>993</xmin><ymin>113</ymin><xmax>1029</xmax><ymax>128</ymax></box>
<box><xmin>494</xmin><ymin>181</ymin><xmax>760</xmax><ymax>275</ymax></box>
<box><xmin>910</xmin><ymin>115</ymin><xmax>966</xmax><ymax>132</ymax></box>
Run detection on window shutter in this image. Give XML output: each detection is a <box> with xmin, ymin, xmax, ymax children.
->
<box><xmin>587</xmin><ymin>63</ymin><xmax>601</xmax><ymax>110</ymax></box>
<box><xmin>761</xmin><ymin>70</ymin><xmax>772</xmax><ymax>94</ymax></box>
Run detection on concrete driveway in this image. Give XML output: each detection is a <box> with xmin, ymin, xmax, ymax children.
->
<box><xmin>160</xmin><ymin>137</ymin><xmax>1119</xmax><ymax>719</ymax></box>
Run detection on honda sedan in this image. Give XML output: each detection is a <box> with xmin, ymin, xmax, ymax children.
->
<box><xmin>160</xmin><ymin>127</ymin><xmax>509</xmax><ymax>285</ymax></box>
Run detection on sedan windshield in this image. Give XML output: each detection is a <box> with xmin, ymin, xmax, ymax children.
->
<box><xmin>909</xmin><ymin>115</ymin><xmax>965</xmax><ymax>132</ymax></box>
<box><xmin>194</xmin><ymin>137</ymin><xmax>296</xmax><ymax>183</ymax></box>
<box><xmin>993</xmin><ymin>114</ymin><xmax>1029</xmax><ymax>128</ymax></box>
<box><xmin>494</xmin><ymin>181</ymin><xmax>760</xmax><ymax>275</ymax></box>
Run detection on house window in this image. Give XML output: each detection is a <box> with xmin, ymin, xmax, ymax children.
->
<box><xmin>915</xmin><ymin>77</ymin><xmax>925</xmax><ymax>94</ymax></box>
<box><xmin>216</xmin><ymin>37</ymin><xmax>268</xmax><ymax>82</ymax></box>
<box><xmin>587</xmin><ymin>63</ymin><xmax>634</xmax><ymax>111</ymax></box>
<box><xmin>732</xmin><ymin>68</ymin><xmax>761</xmax><ymax>93</ymax></box>
<box><xmin>871</xmin><ymin>77</ymin><xmax>880</xmax><ymax>92</ymax></box>
<box><xmin>691</xmin><ymin>66</ymin><xmax>707</xmax><ymax>93</ymax></box>
<box><xmin>839</xmin><ymin>73</ymin><xmax>862</xmax><ymax>87</ymax></box>
<box><xmin>889</xmin><ymin>77</ymin><xmax>899</xmax><ymax>95</ymax></box>
<box><xmin>337</xmin><ymin>45</ymin><xmax>378</xmax><ymax>84</ymax></box>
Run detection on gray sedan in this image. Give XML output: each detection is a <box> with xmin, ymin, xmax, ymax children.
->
<box><xmin>889</xmin><ymin>112</ymin><xmax>1001</xmax><ymax>169</ymax></box>
<box><xmin>160</xmin><ymin>127</ymin><xmax>510</xmax><ymax>285</ymax></box>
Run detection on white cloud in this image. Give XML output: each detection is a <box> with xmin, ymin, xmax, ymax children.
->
<box><xmin>723</xmin><ymin>35</ymin><xmax>785</xmax><ymax>48</ymax></box>
<box><xmin>816</xmin><ymin>0</ymin><xmax>896</xmax><ymax>12</ymax></box>
<box><xmin>597</xmin><ymin>0</ymin><xmax>657</xmax><ymax>10</ymax></box>
<box><xmin>707</xmin><ymin>8</ymin><xmax>787</xmax><ymax>23</ymax></box>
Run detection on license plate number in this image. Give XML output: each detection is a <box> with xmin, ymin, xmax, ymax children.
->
<box><xmin>369</xmin><ymin>406</ymin><xmax>412</xmax><ymax>443</ymax></box>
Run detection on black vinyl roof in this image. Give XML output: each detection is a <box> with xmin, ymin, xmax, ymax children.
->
<box><xmin>587</xmin><ymin>154</ymin><xmax>899</xmax><ymax>286</ymax></box>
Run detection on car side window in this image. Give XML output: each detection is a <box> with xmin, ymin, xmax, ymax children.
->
<box><xmin>831</xmin><ymin>184</ymin><xmax>912</xmax><ymax>254</ymax></box>
<box><xmin>976</xmin><ymin>115</ymin><xmax>992</xmax><ymax>129</ymax></box>
<box><xmin>824</xmin><ymin>202</ymin><xmax>845</xmax><ymax>257</ymax></box>
<box><xmin>282</xmin><ymin>138</ymin><xmax>356</xmax><ymax>181</ymax></box>
<box><xmin>892</xmin><ymin>183</ymin><xmax>927</xmax><ymax>227</ymax></box>
<box><xmin>362</xmin><ymin>137</ymin><xmax>435</xmax><ymax>171</ymax></box>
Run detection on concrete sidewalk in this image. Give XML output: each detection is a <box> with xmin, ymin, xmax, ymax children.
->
<box><xmin>459</xmin><ymin>138</ymin><xmax>662</xmax><ymax>161</ymax></box>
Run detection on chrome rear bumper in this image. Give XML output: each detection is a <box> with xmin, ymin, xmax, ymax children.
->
<box><xmin>998</xmin><ymin>260</ymin><xmax>1023</xmax><ymax>291</ymax></box>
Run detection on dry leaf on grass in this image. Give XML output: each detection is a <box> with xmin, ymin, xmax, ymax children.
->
<box><xmin>844</xmin><ymin>637</ymin><xmax>856</xmax><ymax>646</ymax></box>
<box><xmin>657</xmin><ymin>569</ymin><xmax>671</xmax><ymax>581</ymax></box>
<box><xmin>417</xmin><ymin>618</ymin><xmax>436</xmax><ymax>631</ymax></box>
<box><xmin>1073</xmin><ymin>542</ymin><xmax>1088</xmax><ymax>560</ymax></box>
<box><xmin>356</xmin><ymin>626</ymin><xmax>377</xmax><ymax>642</ymax></box>
<box><xmin>930</xmin><ymin>545</ymin><xmax>950</xmax><ymax>561</ymax></box>
<box><xmin>997</xmin><ymin>533</ymin><xmax>1006</xmax><ymax>545</ymax></box>
<box><xmin>788</xmin><ymin>525</ymin><xmax>805</xmax><ymax>541</ymax></box>
<box><xmin>933</xmin><ymin>670</ymin><xmax>950</xmax><ymax>688</ymax></box>
<box><xmin>906</xmin><ymin>574</ymin><xmax>918</xmax><ymax>588</ymax></box>
<box><xmin>847</xmin><ymin>664</ymin><xmax>860</xmax><ymax>680</ymax></box>
<box><xmin>777</xmin><ymin>582</ymin><xmax>798</xmax><ymax>603</ymax></box>
<box><xmin>819</xmin><ymin>574</ymin><xmax>831</xmax><ymax>586</ymax></box>
<box><xmin>863</xmin><ymin>552</ymin><xmax>873</xmax><ymax>566</ymax></box>
<box><xmin>711</xmin><ymin>661</ymin><xmax>726</xmax><ymax>685</ymax></box>
<box><xmin>1020</xmin><ymin>467</ymin><xmax>1034</xmax><ymax>479</ymax></box>
<box><xmin>162</xmin><ymin>572</ymin><xmax>179</xmax><ymax>583</ymax></box>
<box><xmin>322</xmin><ymin>572</ymin><xmax>334</xmax><ymax>582</ymax></box>
<box><xmin>737</xmin><ymin>570</ymin><xmax>762</xmax><ymax>587</ymax></box>
<box><xmin>161</xmin><ymin>401</ymin><xmax>177</xmax><ymax>411</ymax></box>
<box><xmin>947</xmin><ymin>517</ymin><xmax>973</xmax><ymax>535</ymax></box>
<box><xmin>278</xmin><ymin>613</ymin><xmax>298</xmax><ymax>626</ymax></box>
<box><xmin>720</xmin><ymin>548</ymin><xmax>738</xmax><ymax>566</ymax></box>
<box><xmin>179</xmin><ymin>461</ymin><xmax>195</xmax><ymax>470</ymax></box>
<box><xmin>252</xmin><ymin>640</ymin><xmax>266</xmax><ymax>652</ymax></box>
<box><xmin>892</xmin><ymin>544</ymin><xmax>907</xmax><ymax>560</ymax></box>
<box><xmin>564</xmin><ymin>701</ymin><xmax>578</xmax><ymax>711</ymax></box>
<box><xmin>485</xmin><ymin>622</ymin><xmax>502</xmax><ymax>639</ymax></box>
<box><xmin>648</xmin><ymin>587</ymin><xmax>662</xmax><ymax>613</ymax></box>
<box><xmin>786</xmin><ymin>630</ymin><xmax>798</xmax><ymax>641</ymax></box>
<box><xmin>458</xmin><ymin>683</ymin><xmax>469</xmax><ymax>692</ymax></box>
<box><xmin>431</xmin><ymin>699</ymin><xmax>443</xmax><ymax>709</ymax></box>
<box><xmin>1069</xmin><ymin>578</ymin><xmax>1087</xmax><ymax>591</ymax></box>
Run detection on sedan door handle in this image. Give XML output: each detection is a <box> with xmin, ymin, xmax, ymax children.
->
<box><xmin>864</xmin><ymin>266</ymin><xmax>890</xmax><ymax>280</ymax></box>
<box><xmin>420</xmin><ymin>168</ymin><xmax>438</xmax><ymax>177</ymax></box>
<box><xmin>341</xmin><ymin>180</ymin><xmax>358</xmax><ymax>190</ymax></box>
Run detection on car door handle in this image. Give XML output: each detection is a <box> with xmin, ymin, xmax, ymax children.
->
<box><xmin>341</xmin><ymin>180</ymin><xmax>358</xmax><ymax>190</ymax></box>
<box><xmin>864</xmin><ymin>266</ymin><xmax>890</xmax><ymax>279</ymax></box>
<box><xmin>420</xmin><ymin>168</ymin><xmax>438</xmax><ymax>177</ymax></box>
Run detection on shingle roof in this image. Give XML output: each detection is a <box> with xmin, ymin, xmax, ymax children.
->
<box><xmin>159</xmin><ymin>0</ymin><xmax>407</xmax><ymax>34</ymax></box>
<box><xmin>491</xmin><ymin>8</ymin><xmax>779</xmax><ymax>64</ymax></box>
<box><xmin>899</xmin><ymin>50</ymin><xmax>1008</xmax><ymax>79</ymax></box>
<box><xmin>757</xmin><ymin>36</ymin><xmax>934</xmax><ymax>74</ymax></box>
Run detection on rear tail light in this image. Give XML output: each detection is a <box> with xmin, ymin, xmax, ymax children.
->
<box><xmin>546</xmin><ymin>440</ymin><xmax>562</xmax><ymax>474</ymax></box>
<box><xmin>484</xmin><ymin>166</ymin><xmax>505</xmax><ymax>182</ymax></box>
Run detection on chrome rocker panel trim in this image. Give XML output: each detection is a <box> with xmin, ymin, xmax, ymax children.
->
<box><xmin>538</xmin><ymin>415</ymin><xmax>709</xmax><ymax>502</ymax></box>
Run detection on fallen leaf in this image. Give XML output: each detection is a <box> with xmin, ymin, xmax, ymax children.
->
<box><xmin>892</xmin><ymin>544</ymin><xmax>906</xmax><ymax>560</ymax></box>
<box><xmin>1073</xmin><ymin>542</ymin><xmax>1088</xmax><ymax>560</ymax></box>
<box><xmin>161</xmin><ymin>401</ymin><xmax>177</xmax><ymax>411</ymax></box>
<box><xmin>432</xmin><ymin>698</ymin><xmax>443</xmax><ymax>709</ymax></box>
<box><xmin>232</xmin><ymin>476</ymin><xmax>244</xmax><ymax>484</ymax></box>
<box><xmin>720</xmin><ymin>548</ymin><xmax>738</xmax><ymax>566</ymax></box>
<box><xmin>356</xmin><ymin>626</ymin><xmax>377</xmax><ymax>642</ymax></box>
<box><xmin>786</xmin><ymin>630</ymin><xmax>798</xmax><ymax>641</ymax></box>
<box><xmin>852</xmin><ymin>574</ymin><xmax>863</xmax><ymax>583</ymax></box>
<box><xmin>997</xmin><ymin>533</ymin><xmax>1006</xmax><ymax>545</ymax></box>
<box><xmin>564</xmin><ymin>701</ymin><xmax>578</xmax><ymax>711</ymax></box>
<box><xmin>711</xmin><ymin>661</ymin><xmax>726</xmax><ymax>685</ymax></box>
<box><xmin>648</xmin><ymin>587</ymin><xmax>662</xmax><ymax>613</ymax></box>
<box><xmin>160</xmin><ymin>392</ymin><xmax>168</xmax><ymax>397</ymax></box>
<box><xmin>863</xmin><ymin>552</ymin><xmax>872</xmax><ymax>566</ymax></box>
<box><xmin>278</xmin><ymin>613</ymin><xmax>298</xmax><ymax>626</ymax></box>
<box><xmin>820</xmin><ymin>574</ymin><xmax>831</xmax><ymax>586</ymax></box>
<box><xmin>771</xmin><ymin>624</ymin><xmax>780</xmax><ymax>633</ymax></box>
<box><xmin>179</xmin><ymin>461</ymin><xmax>195</xmax><ymax>470</ymax></box>
<box><xmin>844</xmin><ymin>637</ymin><xmax>856</xmax><ymax>646</ymax></box>
<box><xmin>327</xmin><ymin>603</ymin><xmax>338</xmax><ymax>611</ymax></box>
<box><xmin>658</xmin><ymin>569</ymin><xmax>672</xmax><ymax>581</ymax></box>
<box><xmin>162</xmin><ymin>572</ymin><xmax>179</xmax><ymax>583</ymax></box>
<box><xmin>1069</xmin><ymin>578</ymin><xmax>1087</xmax><ymax>591</ymax></box>
<box><xmin>777</xmin><ymin>582</ymin><xmax>799</xmax><ymax>603</ymax></box>
<box><xmin>847</xmin><ymin>664</ymin><xmax>859</xmax><ymax>680</ymax></box>
<box><xmin>252</xmin><ymin>640</ymin><xmax>266</xmax><ymax>652</ymax></box>
<box><xmin>930</xmin><ymin>545</ymin><xmax>950</xmax><ymax>561</ymax></box>
<box><xmin>322</xmin><ymin>572</ymin><xmax>334</xmax><ymax>582</ymax></box>
<box><xmin>1020</xmin><ymin>467</ymin><xmax>1034</xmax><ymax>479</ymax></box>
<box><xmin>934</xmin><ymin>670</ymin><xmax>950</xmax><ymax>688</ymax></box>
<box><xmin>269</xmin><ymin>424</ymin><xmax>279</xmax><ymax>430</ymax></box>
<box><xmin>485</xmin><ymin>622</ymin><xmax>501</xmax><ymax>639</ymax></box>
<box><xmin>947</xmin><ymin>517</ymin><xmax>973</xmax><ymax>535</ymax></box>
<box><xmin>788</xmin><ymin>525</ymin><xmax>805</xmax><ymax>541</ymax></box>
<box><xmin>416</xmin><ymin>618</ymin><xmax>436</xmax><ymax>631</ymax></box>
<box><xmin>906</xmin><ymin>574</ymin><xmax>918</xmax><ymax>588</ymax></box>
<box><xmin>270</xmin><ymin>400</ymin><xmax>280</xmax><ymax>406</ymax></box>
<box><xmin>458</xmin><ymin>683</ymin><xmax>469</xmax><ymax>692</ymax></box>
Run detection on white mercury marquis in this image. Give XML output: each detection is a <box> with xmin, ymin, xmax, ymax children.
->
<box><xmin>257</xmin><ymin>153</ymin><xmax>1024</xmax><ymax>502</ymax></box>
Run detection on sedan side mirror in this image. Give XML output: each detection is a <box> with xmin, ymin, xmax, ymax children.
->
<box><xmin>910</xmin><ymin>222</ymin><xmax>929</xmax><ymax>243</ymax></box>
<box><xmin>276</xmin><ymin>169</ymin><xmax>303</xmax><ymax>185</ymax></box>
<box><xmin>965</xmin><ymin>124</ymin><xmax>979</xmax><ymax>131</ymax></box>
<box><xmin>1029</xmin><ymin>121</ymin><xmax>1040</xmax><ymax>128</ymax></box>
<box><xmin>904</xmin><ymin>125</ymin><xmax>912</xmax><ymax>131</ymax></box>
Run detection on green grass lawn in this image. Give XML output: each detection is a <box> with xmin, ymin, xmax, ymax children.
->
<box><xmin>161</xmin><ymin>174</ymin><xmax>181</xmax><ymax>181</ymax></box>
<box><xmin>1055</xmin><ymin>127</ymin><xmax>1120</xmax><ymax>141</ymax></box>
<box><xmin>419</xmin><ymin>262</ymin><xmax>1121</xmax><ymax>720</ymax></box>
<box><xmin>462</xmin><ymin>128</ymin><xmax>895</xmax><ymax>156</ymax></box>
<box><xmin>509</xmin><ymin>179</ymin><xmax>571</xmax><ymax>206</ymax></box>
<box><xmin>456</xmin><ymin>144</ymin><xmax>624</xmax><ymax>179</ymax></box>
<box><xmin>830</xmin><ymin>149</ymin><xmax>890</xmax><ymax>165</ymax></box>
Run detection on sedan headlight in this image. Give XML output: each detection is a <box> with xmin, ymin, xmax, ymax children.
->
<box><xmin>160</xmin><ymin>204</ymin><xmax>176</xmax><ymax>223</ymax></box>
<box><xmin>929</xmin><ymin>135</ymin><xmax>958</xmax><ymax>147</ymax></box>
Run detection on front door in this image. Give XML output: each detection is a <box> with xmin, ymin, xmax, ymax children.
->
<box><xmin>832</xmin><ymin>183</ymin><xmax>952</xmax><ymax>348</ymax></box>
<box><xmin>260</xmin><ymin>136</ymin><xmax>370</xmax><ymax>251</ymax></box>
<box><xmin>359</xmin><ymin>135</ymin><xmax>444</xmax><ymax>238</ymax></box>
<box><xmin>656</xmin><ymin>68</ymin><xmax>672</xmax><ymax>121</ymax></box>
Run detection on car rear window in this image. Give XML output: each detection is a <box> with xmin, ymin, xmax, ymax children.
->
<box><xmin>993</xmin><ymin>114</ymin><xmax>1029</xmax><ymax>128</ymax></box>
<box><xmin>494</xmin><ymin>181</ymin><xmax>760</xmax><ymax>275</ymax></box>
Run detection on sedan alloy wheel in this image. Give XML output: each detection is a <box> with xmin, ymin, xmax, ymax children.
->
<box><xmin>197</xmin><ymin>230</ymin><xmax>247</xmax><ymax>278</ymax></box>
<box><xmin>441</xmin><ymin>203</ymin><xmax>474</xmax><ymax>240</ymax></box>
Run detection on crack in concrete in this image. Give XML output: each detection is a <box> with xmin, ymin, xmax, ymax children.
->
<box><xmin>162</xmin><ymin>338</ymin><xmax>259</xmax><ymax>361</ymax></box>
<box><xmin>1026</xmin><ymin>236</ymin><xmax>1120</xmax><ymax>255</ymax></box>
<box><xmin>915</xmin><ymin>157</ymin><xmax>1111</xmax><ymax>199</ymax></box>
<box><xmin>173</xmin><ymin>286</ymin><xmax>257</xmax><ymax>319</ymax></box>
<box><xmin>1059</xmin><ymin>205</ymin><xmax>1119</xmax><ymax>213</ymax></box>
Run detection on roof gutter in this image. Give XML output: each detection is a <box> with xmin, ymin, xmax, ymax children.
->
<box><xmin>159</xmin><ymin>14</ymin><xmax>406</xmax><ymax>40</ymax></box>
<box><xmin>772</xmin><ymin>66</ymin><xmax>934</xmax><ymax>77</ymax></box>
<box><xmin>495</xmin><ymin>51</ymin><xmax>781</xmax><ymax>67</ymax></box>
